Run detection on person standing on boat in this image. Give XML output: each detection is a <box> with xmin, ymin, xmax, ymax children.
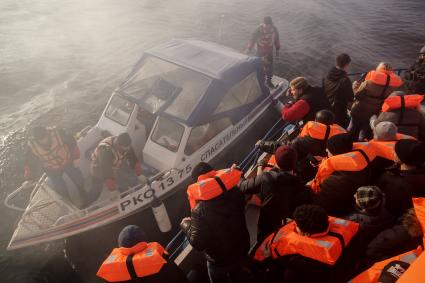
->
<box><xmin>349</xmin><ymin>62</ymin><xmax>403</xmax><ymax>141</ymax></box>
<box><xmin>97</xmin><ymin>225</ymin><xmax>189</xmax><ymax>283</ymax></box>
<box><xmin>245</xmin><ymin>16</ymin><xmax>280</xmax><ymax>88</ymax></box>
<box><xmin>281</xmin><ymin>77</ymin><xmax>331</xmax><ymax>123</ymax></box>
<box><xmin>323</xmin><ymin>53</ymin><xmax>354</xmax><ymax>128</ymax></box>
<box><xmin>180</xmin><ymin>162</ymin><xmax>252</xmax><ymax>283</ymax></box>
<box><xmin>90</xmin><ymin>133</ymin><xmax>142</xmax><ymax>202</ymax></box>
<box><xmin>24</xmin><ymin>126</ymin><xmax>87</xmax><ymax>205</ymax></box>
<box><xmin>405</xmin><ymin>46</ymin><xmax>425</xmax><ymax>95</ymax></box>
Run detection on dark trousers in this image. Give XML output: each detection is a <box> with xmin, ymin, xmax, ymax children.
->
<box><xmin>348</xmin><ymin>117</ymin><xmax>372</xmax><ymax>141</ymax></box>
<box><xmin>46</xmin><ymin>163</ymin><xmax>86</xmax><ymax>203</ymax></box>
<box><xmin>257</xmin><ymin>51</ymin><xmax>274</xmax><ymax>79</ymax></box>
<box><xmin>207</xmin><ymin>260</ymin><xmax>252</xmax><ymax>283</ymax></box>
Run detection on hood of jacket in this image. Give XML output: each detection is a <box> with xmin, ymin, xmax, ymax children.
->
<box><xmin>326</xmin><ymin>67</ymin><xmax>348</xmax><ymax>82</ymax></box>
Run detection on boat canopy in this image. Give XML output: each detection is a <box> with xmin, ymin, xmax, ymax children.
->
<box><xmin>117</xmin><ymin>39</ymin><xmax>269</xmax><ymax>127</ymax></box>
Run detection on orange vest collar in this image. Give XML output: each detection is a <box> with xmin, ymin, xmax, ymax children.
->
<box><xmin>119</xmin><ymin>242</ymin><xmax>148</xmax><ymax>256</ymax></box>
<box><xmin>197</xmin><ymin>170</ymin><xmax>217</xmax><ymax>181</ymax></box>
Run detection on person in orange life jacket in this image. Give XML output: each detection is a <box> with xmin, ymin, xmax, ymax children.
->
<box><xmin>97</xmin><ymin>225</ymin><xmax>188</xmax><ymax>283</ymax></box>
<box><xmin>405</xmin><ymin>46</ymin><xmax>425</xmax><ymax>95</ymax></box>
<box><xmin>343</xmin><ymin>186</ymin><xmax>394</xmax><ymax>246</ymax></box>
<box><xmin>350</xmin><ymin>198</ymin><xmax>425</xmax><ymax>283</ymax></box>
<box><xmin>370</xmin><ymin>91</ymin><xmax>425</xmax><ymax>141</ymax></box>
<box><xmin>291</xmin><ymin>110</ymin><xmax>347</xmax><ymax>181</ymax></box>
<box><xmin>25</xmin><ymin>126</ymin><xmax>87</xmax><ymax>206</ymax></box>
<box><xmin>239</xmin><ymin>145</ymin><xmax>313</xmax><ymax>241</ymax></box>
<box><xmin>280</xmin><ymin>77</ymin><xmax>331</xmax><ymax>123</ymax></box>
<box><xmin>253</xmin><ymin>204</ymin><xmax>359</xmax><ymax>283</ymax></box>
<box><xmin>245</xmin><ymin>16</ymin><xmax>280</xmax><ymax>88</ymax></box>
<box><xmin>312</xmin><ymin>133</ymin><xmax>374</xmax><ymax>215</ymax></box>
<box><xmin>90</xmin><ymin>133</ymin><xmax>142</xmax><ymax>203</ymax></box>
<box><xmin>323</xmin><ymin>53</ymin><xmax>354</xmax><ymax>128</ymax></box>
<box><xmin>180</xmin><ymin>162</ymin><xmax>252</xmax><ymax>283</ymax></box>
<box><xmin>376</xmin><ymin>139</ymin><xmax>425</xmax><ymax>217</ymax></box>
<box><xmin>349</xmin><ymin>62</ymin><xmax>404</xmax><ymax>141</ymax></box>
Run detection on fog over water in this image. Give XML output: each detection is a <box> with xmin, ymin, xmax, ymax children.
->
<box><xmin>0</xmin><ymin>0</ymin><xmax>424</xmax><ymax>282</ymax></box>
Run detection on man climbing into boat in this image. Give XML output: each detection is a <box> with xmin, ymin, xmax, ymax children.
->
<box><xmin>24</xmin><ymin>125</ymin><xmax>87</xmax><ymax>207</ymax></box>
<box><xmin>90</xmin><ymin>133</ymin><xmax>143</xmax><ymax>203</ymax></box>
<box><xmin>245</xmin><ymin>16</ymin><xmax>280</xmax><ymax>88</ymax></box>
<box><xmin>280</xmin><ymin>77</ymin><xmax>330</xmax><ymax>123</ymax></box>
<box><xmin>97</xmin><ymin>225</ymin><xmax>189</xmax><ymax>283</ymax></box>
<box><xmin>405</xmin><ymin>46</ymin><xmax>425</xmax><ymax>94</ymax></box>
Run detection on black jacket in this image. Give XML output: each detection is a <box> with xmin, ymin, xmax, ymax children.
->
<box><xmin>323</xmin><ymin>67</ymin><xmax>354</xmax><ymax>126</ymax></box>
<box><xmin>181</xmin><ymin>188</ymin><xmax>250</xmax><ymax>266</ymax></box>
<box><xmin>239</xmin><ymin>169</ymin><xmax>312</xmax><ymax>239</ymax></box>
<box><xmin>315</xmin><ymin>169</ymin><xmax>370</xmax><ymax>216</ymax></box>
<box><xmin>405</xmin><ymin>59</ymin><xmax>425</xmax><ymax>94</ymax></box>
<box><xmin>299</xmin><ymin>86</ymin><xmax>331</xmax><ymax>122</ymax></box>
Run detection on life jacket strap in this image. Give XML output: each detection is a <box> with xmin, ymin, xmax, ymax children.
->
<box><xmin>213</xmin><ymin>176</ymin><xmax>228</xmax><ymax>193</ymax></box>
<box><xmin>351</xmin><ymin>149</ymin><xmax>371</xmax><ymax>164</ymax></box>
<box><xmin>324</xmin><ymin>125</ymin><xmax>331</xmax><ymax>142</ymax></box>
<box><xmin>327</xmin><ymin>231</ymin><xmax>345</xmax><ymax>248</ymax></box>
<box><xmin>126</xmin><ymin>254</ymin><xmax>138</xmax><ymax>280</ymax></box>
<box><xmin>379</xmin><ymin>74</ymin><xmax>391</xmax><ymax>100</ymax></box>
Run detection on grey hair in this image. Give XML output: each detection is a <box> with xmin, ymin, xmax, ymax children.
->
<box><xmin>376</xmin><ymin>62</ymin><xmax>393</xmax><ymax>71</ymax></box>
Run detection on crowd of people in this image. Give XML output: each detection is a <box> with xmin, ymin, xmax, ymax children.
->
<box><xmin>22</xmin><ymin>15</ymin><xmax>425</xmax><ymax>283</ymax></box>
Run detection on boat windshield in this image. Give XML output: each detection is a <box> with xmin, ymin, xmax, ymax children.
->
<box><xmin>104</xmin><ymin>95</ymin><xmax>135</xmax><ymax>126</ymax></box>
<box><xmin>121</xmin><ymin>56</ymin><xmax>211</xmax><ymax>120</ymax></box>
<box><xmin>151</xmin><ymin>116</ymin><xmax>184</xmax><ymax>152</ymax></box>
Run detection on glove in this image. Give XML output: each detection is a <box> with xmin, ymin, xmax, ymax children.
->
<box><xmin>24</xmin><ymin>166</ymin><xmax>32</xmax><ymax>181</ymax></box>
<box><xmin>180</xmin><ymin>217</ymin><xmax>191</xmax><ymax>232</ymax></box>
<box><xmin>134</xmin><ymin>161</ymin><xmax>143</xmax><ymax>176</ymax></box>
<box><xmin>72</xmin><ymin>146</ymin><xmax>80</xmax><ymax>160</ymax></box>
<box><xmin>104</xmin><ymin>178</ymin><xmax>116</xmax><ymax>191</ymax></box>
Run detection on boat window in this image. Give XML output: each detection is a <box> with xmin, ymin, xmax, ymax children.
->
<box><xmin>151</xmin><ymin>116</ymin><xmax>184</xmax><ymax>152</ymax></box>
<box><xmin>121</xmin><ymin>56</ymin><xmax>211</xmax><ymax>120</ymax></box>
<box><xmin>104</xmin><ymin>95</ymin><xmax>135</xmax><ymax>126</ymax></box>
<box><xmin>184</xmin><ymin>117</ymin><xmax>232</xmax><ymax>155</ymax></box>
<box><xmin>214</xmin><ymin>72</ymin><xmax>262</xmax><ymax>114</ymax></box>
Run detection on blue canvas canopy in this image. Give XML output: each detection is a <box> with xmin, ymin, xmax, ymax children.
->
<box><xmin>117</xmin><ymin>39</ymin><xmax>269</xmax><ymax>127</ymax></box>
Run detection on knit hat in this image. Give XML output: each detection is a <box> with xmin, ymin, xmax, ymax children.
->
<box><xmin>275</xmin><ymin>145</ymin><xmax>297</xmax><ymax>171</ymax></box>
<box><xmin>373</xmin><ymin>121</ymin><xmax>397</xmax><ymax>141</ymax></box>
<box><xmin>264</xmin><ymin>16</ymin><xmax>273</xmax><ymax>25</ymax></box>
<box><xmin>289</xmin><ymin>77</ymin><xmax>309</xmax><ymax>90</ymax></box>
<box><xmin>419</xmin><ymin>46</ymin><xmax>425</xmax><ymax>54</ymax></box>
<box><xmin>326</xmin><ymin>133</ymin><xmax>353</xmax><ymax>156</ymax></box>
<box><xmin>395</xmin><ymin>139</ymin><xmax>425</xmax><ymax>166</ymax></box>
<box><xmin>355</xmin><ymin>186</ymin><xmax>384</xmax><ymax>211</ymax></box>
<box><xmin>118</xmin><ymin>225</ymin><xmax>147</xmax><ymax>248</ymax></box>
<box><xmin>116</xmin><ymin>133</ymin><xmax>132</xmax><ymax>147</ymax></box>
<box><xmin>378</xmin><ymin>260</ymin><xmax>410</xmax><ymax>283</ymax></box>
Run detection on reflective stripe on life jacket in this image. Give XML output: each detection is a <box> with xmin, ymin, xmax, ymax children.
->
<box><xmin>97</xmin><ymin>242</ymin><xmax>167</xmax><ymax>282</ymax></box>
<box><xmin>348</xmin><ymin>247</ymin><xmax>422</xmax><ymax>283</ymax></box>
<box><xmin>28</xmin><ymin>128</ymin><xmax>71</xmax><ymax>170</ymax></box>
<box><xmin>365</xmin><ymin>70</ymin><xmax>403</xmax><ymax>88</ymax></box>
<box><xmin>299</xmin><ymin>121</ymin><xmax>346</xmax><ymax>141</ymax></box>
<box><xmin>381</xmin><ymin>94</ymin><xmax>424</xmax><ymax>112</ymax></box>
<box><xmin>254</xmin><ymin>217</ymin><xmax>358</xmax><ymax>265</ymax></box>
<box><xmin>91</xmin><ymin>136</ymin><xmax>127</xmax><ymax>173</ymax></box>
<box><xmin>187</xmin><ymin>168</ymin><xmax>242</xmax><ymax>209</ymax></box>
<box><xmin>397</xmin><ymin>251</ymin><xmax>425</xmax><ymax>283</ymax></box>
<box><xmin>311</xmin><ymin>146</ymin><xmax>375</xmax><ymax>193</ymax></box>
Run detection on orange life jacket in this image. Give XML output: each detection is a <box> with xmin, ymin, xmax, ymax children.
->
<box><xmin>254</xmin><ymin>217</ymin><xmax>358</xmax><ymax>265</ymax></box>
<box><xmin>397</xmin><ymin>252</ymin><xmax>425</xmax><ymax>283</ymax></box>
<box><xmin>365</xmin><ymin>70</ymin><xmax>403</xmax><ymax>88</ymax></box>
<box><xmin>28</xmin><ymin>128</ymin><xmax>72</xmax><ymax>170</ymax></box>
<box><xmin>368</xmin><ymin>134</ymin><xmax>415</xmax><ymax>161</ymax></box>
<box><xmin>187</xmin><ymin>168</ymin><xmax>242</xmax><ymax>209</ymax></box>
<box><xmin>311</xmin><ymin>144</ymin><xmax>375</xmax><ymax>193</ymax></box>
<box><xmin>299</xmin><ymin>121</ymin><xmax>347</xmax><ymax>141</ymax></box>
<box><xmin>348</xmin><ymin>247</ymin><xmax>423</xmax><ymax>283</ymax></box>
<box><xmin>91</xmin><ymin>136</ymin><xmax>127</xmax><ymax>173</ymax></box>
<box><xmin>381</xmin><ymin>94</ymin><xmax>424</xmax><ymax>112</ymax></box>
<box><xmin>97</xmin><ymin>242</ymin><xmax>167</xmax><ymax>282</ymax></box>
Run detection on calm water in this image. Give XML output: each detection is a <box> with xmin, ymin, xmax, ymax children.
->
<box><xmin>1</xmin><ymin>0</ymin><xmax>424</xmax><ymax>282</ymax></box>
